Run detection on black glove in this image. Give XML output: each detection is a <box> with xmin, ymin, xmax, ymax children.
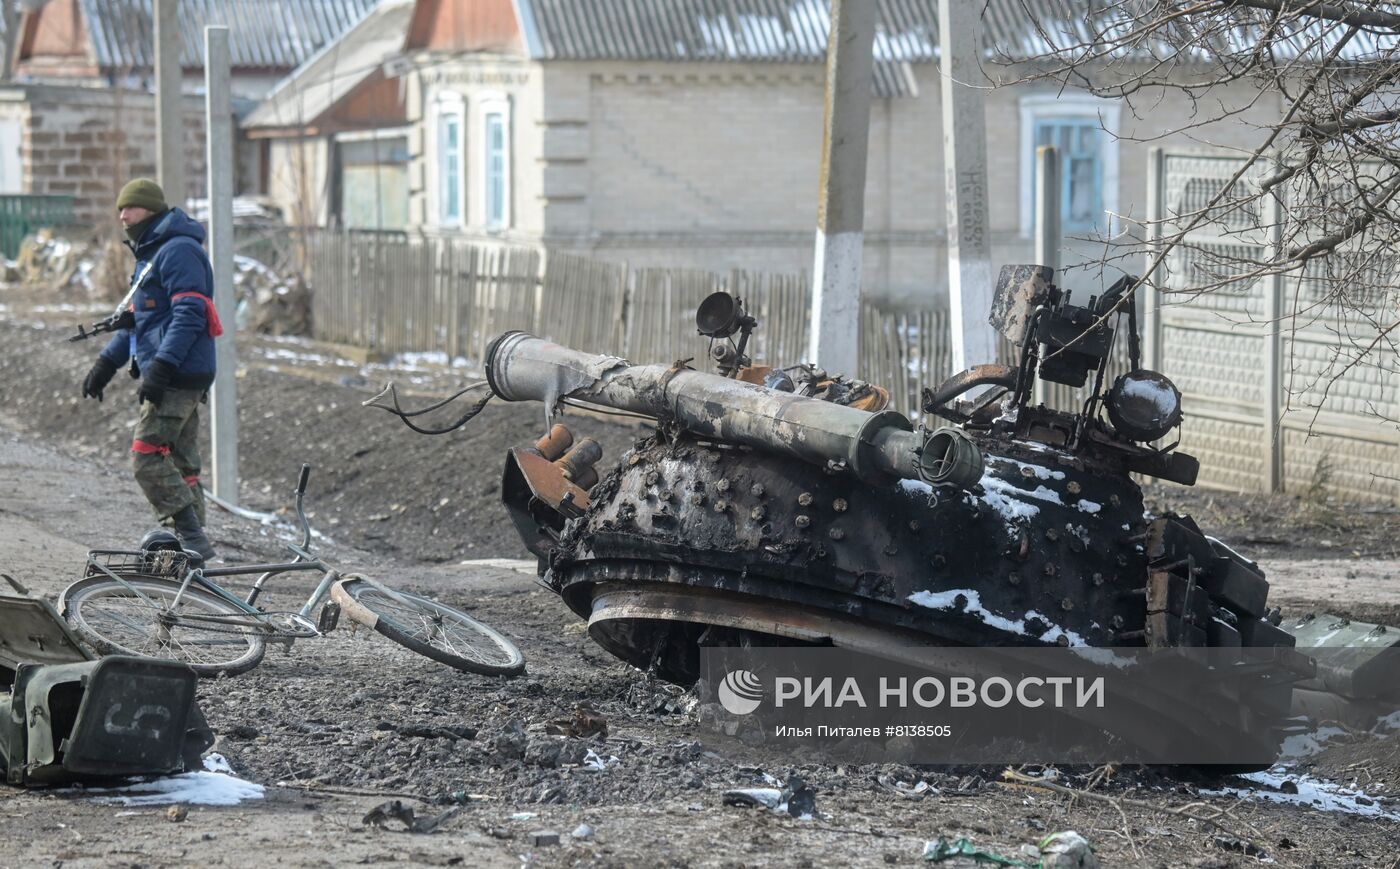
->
<box><xmin>138</xmin><ymin>359</ymin><xmax>176</xmax><ymax>407</ymax></box>
<box><xmin>113</xmin><ymin>308</ymin><xmax>135</xmax><ymax>331</ymax></box>
<box><xmin>82</xmin><ymin>357</ymin><xmax>119</xmax><ymax>402</ymax></box>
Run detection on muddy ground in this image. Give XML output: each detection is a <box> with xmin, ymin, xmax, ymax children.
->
<box><xmin>1</xmin><ymin>308</ymin><xmax>1399</xmax><ymax>867</ymax></box>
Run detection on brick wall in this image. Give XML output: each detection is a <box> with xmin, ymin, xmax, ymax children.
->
<box><xmin>11</xmin><ymin>84</ymin><xmax>210</xmax><ymax>227</ymax></box>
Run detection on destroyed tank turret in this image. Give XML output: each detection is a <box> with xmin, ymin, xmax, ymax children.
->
<box><xmin>372</xmin><ymin>264</ymin><xmax>1304</xmax><ymax>759</ymax></box>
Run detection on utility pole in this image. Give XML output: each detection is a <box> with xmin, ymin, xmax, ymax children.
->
<box><xmin>0</xmin><ymin>1</ymin><xmax>20</xmax><ymax>82</ymax></box>
<box><xmin>808</xmin><ymin>0</ymin><xmax>875</xmax><ymax>376</ymax></box>
<box><xmin>938</xmin><ymin>0</ymin><xmax>996</xmax><ymax>371</ymax></box>
<box><xmin>1032</xmin><ymin>145</ymin><xmax>1059</xmax><ymax>407</ymax></box>
<box><xmin>1033</xmin><ymin>146</ymin><xmax>1061</xmax><ymax>275</ymax></box>
<box><xmin>155</xmin><ymin>0</ymin><xmax>183</xmax><ymax>205</ymax></box>
<box><xmin>205</xmin><ymin>26</ymin><xmax>238</xmax><ymax>504</ymax></box>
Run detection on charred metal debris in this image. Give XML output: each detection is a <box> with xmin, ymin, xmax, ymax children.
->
<box><xmin>0</xmin><ymin>579</ymin><xmax>211</xmax><ymax>787</ymax></box>
<box><xmin>375</xmin><ymin>264</ymin><xmax>1307</xmax><ymax>755</ymax></box>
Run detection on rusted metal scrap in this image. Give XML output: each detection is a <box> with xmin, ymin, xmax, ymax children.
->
<box><xmin>0</xmin><ymin>592</ymin><xmax>211</xmax><ymax>786</ymax></box>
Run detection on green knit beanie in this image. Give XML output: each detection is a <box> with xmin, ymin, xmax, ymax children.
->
<box><xmin>116</xmin><ymin>178</ymin><xmax>167</xmax><ymax>213</ymax></box>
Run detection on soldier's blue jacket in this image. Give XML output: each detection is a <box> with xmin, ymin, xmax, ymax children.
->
<box><xmin>99</xmin><ymin>208</ymin><xmax>221</xmax><ymax>390</ymax></box>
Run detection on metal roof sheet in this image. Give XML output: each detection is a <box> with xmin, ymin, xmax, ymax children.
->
<box><xmin>513</xmin><ymin>0</ymin><xmax>1399</xmax><ymax>97</ymax></box>
<box><xmin>517</xmin><ymin>0</ymin><xmax>937</xmax><ymax>96</ymax></box>
<box><xmin>243</xmin><ymin>0</ymin><xmax>412</xmax><ymax>130</ymax></box>
<box><xmin>79</xmin><ymin>0</ymin><xmax>380</xmax><ymax>72</ymax></box>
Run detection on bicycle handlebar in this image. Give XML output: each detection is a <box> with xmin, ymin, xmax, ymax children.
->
<box><xmin>294</xmin><ymin>464</ymin><xmax>313</xmax><ymax>552</ymax></box>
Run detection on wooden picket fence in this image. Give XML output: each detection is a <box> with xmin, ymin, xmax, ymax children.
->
<box><xmin>300</xmin><ymin>229</ymin><xmax>974</xmax><ymax>417</ymax></box>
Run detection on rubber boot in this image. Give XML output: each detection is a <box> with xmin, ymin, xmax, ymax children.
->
<box><xmin>171</xmin><ymin>505</ymin><xmax>217</xmax><ymax>562</ymax></box>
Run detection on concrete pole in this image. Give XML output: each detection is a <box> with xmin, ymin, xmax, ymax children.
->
<box><xmin>807</xmin><ymin>0</ymin><xmax>875</xmax><ymax>376</ymax></box>
<box><xmin>938</xmin><ymin>0</ymin><xmax>996</xmax><ymax>372</ymax></box>
<box><xmin>1033</xmin><ymin>145</ymin><xmax>1061</xmax><ymax>274</ymax></box>
<box><xmin>1032</xmin><ymin>145</ymin><xmax>1059</xmax><ymax>406</ymax></box>
<box><xmin>155</xmin><ymin>0</ymin><xmax>184</xmax><ymax>205</ymax></box>
<box><xmin>205</xmin><ymin>26</ymin><xmax>238</xmax><ymax>505</ymax></box>
<box><xmin>1263</xmin><ymin>162</ymin><xmax>1284</xmax><ymax>493</ymax></box>
<box><xmin>1142</xmin><ymin>147</ymin><xmax>1164</xmax><ymax>375</ymax></box>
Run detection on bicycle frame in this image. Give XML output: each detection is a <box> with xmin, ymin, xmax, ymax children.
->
<box><xmin>86</xmin><ymin>463</ymin><xmax>342</xmax><ymax>631</ymax></box>
<box><xmin>168</xmin><ymin>467</ymin><xmax>340</xmax><ymax>625</ymax></box>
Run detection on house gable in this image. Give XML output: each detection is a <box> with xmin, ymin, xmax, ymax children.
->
<box><xmin>16</xmin><ymin>0</ymin><xmax>99</xmax><ymax>79</ymax></box>
<box><xmin>405</xmin><ymin>0</ymin><xmax>522</xmax><ymax>54</ymax></box>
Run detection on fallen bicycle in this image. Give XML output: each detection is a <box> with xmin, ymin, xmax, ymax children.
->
<box><xmin>59</xmin><ymin>464</ymin><xmax>525</xmax><ymax>678</ymax></box>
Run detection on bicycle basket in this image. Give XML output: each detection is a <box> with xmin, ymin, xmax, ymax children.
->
<box><xmin>85</xmin><ymin>549</ymin><xmax>191</xmax><ymax>580</ymax></box>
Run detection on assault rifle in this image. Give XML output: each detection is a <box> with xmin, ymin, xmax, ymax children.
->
<box><xmin>67</xmin><ymin>261</ymin><xmax>152</xmax><ymax>342</ymax></box>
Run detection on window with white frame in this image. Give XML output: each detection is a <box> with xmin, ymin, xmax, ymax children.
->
<box><xmin>478</xmin><ymin>95</ymin><xmax>511</xmax><ymax>230</ymax></box>
<box><xmin>435</xmin><ymin>93</ymin><xmax>465</xmax><ymax>226</ymax></box>
<box><xmin>1018</xmin><ymin>94</ymin><xmax>1120</xmax><ymax>237</ymax></box>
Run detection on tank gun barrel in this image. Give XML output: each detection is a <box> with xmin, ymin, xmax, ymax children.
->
<box><xmin>485</xmin><ymin>331</ymin><xmax>953</xmax><ymax>486</ymax></box>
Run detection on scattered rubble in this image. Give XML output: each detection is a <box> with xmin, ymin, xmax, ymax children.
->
<box><xmin>362</xmin><ymin>799</ymin><xmax>462</xmax><ymax>834</ymax></box>
<box><xmin>1038</xmin><ymin>831</ymin><xmax>1098</xmax><ymax>868</ymax></box>
<box><xmin>10</xmin><ymin>229</ymin><xmax>127</xmax><ymax>299</ymax></box>
<box><xmin>4</xmin><ymin>229</ymin><xmax>310</xmax><ymax>337</ymax></box>
<box><xmin>722</xmin><ymin>774</ymin><xmax>817</xmax><ymax>819</ymax></box>
<box><xmin>234</xmin><ymin>254</ymin><xmax>311</xmax><ymax>336</ymax></box>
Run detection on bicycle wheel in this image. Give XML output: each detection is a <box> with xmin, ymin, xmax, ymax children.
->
<box><xmin>331</xmin><ymin>578</ymin><xmax>525</xmax><ymax>677</ymax></box>
<box><xmin>62</xmin><ymin>575</ymin><xmax>268</xmax><ymax>677</ymax></box>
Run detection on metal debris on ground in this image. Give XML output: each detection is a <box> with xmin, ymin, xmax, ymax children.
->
<box><xmin>1</xmin><ymin>592</ymin><xmax>212</xmax><ymax>786</ymax></box>
<box><xmin>1037</xmin><ymin>831</ymin><xmax>1098</xmax><ymax>868</ymax></box>
<box><xmin>722</xmin><ymin>788</ymin><xmax>783</xmax><ymax>810</ymax></box>
<box><xmin>1212</xmin><ymin>835</ymin><xmax>1270</xmax><ymax>860</ymax></box>
<box><xmin>922</xmin><ymin>836</ymin><xmax>1030</xmax><ymax>866</ymax></box>
<box><xmin>721</xmin><ymin>775</ymin><xmax>817</xmax><ymax>819</ymax></box>
<box><xmin>545</xmin><ymin>702</ymin><xmax>608</xmax><ymax>739</ymax></box>
<box><xmin>375</xmin><ymin>266</ymin><xmax>1305</xmax><ymax>765</ymax></box>
<box><xmin>361</xmin><ymin>799</ymin><xmax>462</xmax><ymax>834</ymax></box>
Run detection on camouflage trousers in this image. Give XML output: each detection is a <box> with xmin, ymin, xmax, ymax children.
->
<box><xmin>131</xmin><ymin>388</ymin><xmax>207</xmax><ymax>525</ymax></box>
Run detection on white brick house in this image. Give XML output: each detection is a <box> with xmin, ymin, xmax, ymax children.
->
<box><xmin>398</xmin><ymin>0</ymin><xmax>1280</xmax><ymax>305</ymax></box>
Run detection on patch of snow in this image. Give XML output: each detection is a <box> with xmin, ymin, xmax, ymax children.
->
<box><xmin>907</xmin><ymin>589</ymin><xmax>1088</xmax><ymax>646</ymax></box>
<box><xmin>899</xmin><ymin>479</ymin><xmax>934</xmax><ymax>497</ymax></box>
<box><xmin>255</xmin><ymin>346</ymin><xmax>351</xmax><ymax>367</ymax></box>
<box><xmin>968</xmin><ymin>475</ymin><xmax>1046</xmax><ymax>529</ymax></box>
<box><xmin>1278</xmin><ymin>726</ymin><xmax>1348</xmax><ymax>760</ymax></box>
<box><xmin>73</xmin><ymin>754</ymin><xmax>263</xmax><ymax>807</ymax></box>
<box><xmin>391</xmin><ymin>350</ymin><xmax>451</xmax><ymax>368</ymax></box>
<box><xmin>1003</xmin><ymin>458</ymin><xmax>1066</xmax><ymax>481</ymax></box>
<box><xmin>1069</xmin><ymin>646</ymin><xmax>1136</xmax><ymax>669</ymax></box>
<box><xmin>1376</xmin><ymin>710</ymin><xmax>1400</xmax><ymax>732</ymax></box>
<box><xmin>1064</xmin><ymin>523</ymin><xmax>1090</xmax><ymax>546</ymax></box>
<box><xmin>384</xmin><ymin>350</ymin><xmax>471</xmax><ymax>371</ymax></box>
<box><xmin>1204</xmin><ymin>765</ymin><xmax>1400</xmax><ymax>821</ymax></box>
<box><xmin>583</xmin><ymin>749</ymin><xmax>619</xmax><ymax>771</ymax></box>
<box><xmin>203</xmin><ymin>753</ymin><xmax>234</xmax><ymax>773</ymax></box>
<box><xmin>1076</xmin><ymin>499</ymin><xmax>1102</xmax><ymax>514</ymax></box>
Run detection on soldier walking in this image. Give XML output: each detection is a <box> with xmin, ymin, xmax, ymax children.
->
<box><xmin>80</xmin><ymin>179</ymin><xmax>221</xmax><ymax>561</ymax></box>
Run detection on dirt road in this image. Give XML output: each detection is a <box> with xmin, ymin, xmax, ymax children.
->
<box><xmin>2</xmin><ymin>315</ymin><xmax>1399</xmax><ymax>867</ymax></box>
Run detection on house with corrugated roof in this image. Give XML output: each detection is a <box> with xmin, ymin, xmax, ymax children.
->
<box><xmin>242</xmin><ymin>0</ymin><xmax>415</xmax><ymax>230</ymax></box>
<box><xmin>315</xmin><ymin>0</ymin><xmax>1280</xmax><ymax>303</ymax></box>
<box><xmin>0</xmin><ymin>0</ymin><xmax>377</xmax><ymax>225</ymax></box>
